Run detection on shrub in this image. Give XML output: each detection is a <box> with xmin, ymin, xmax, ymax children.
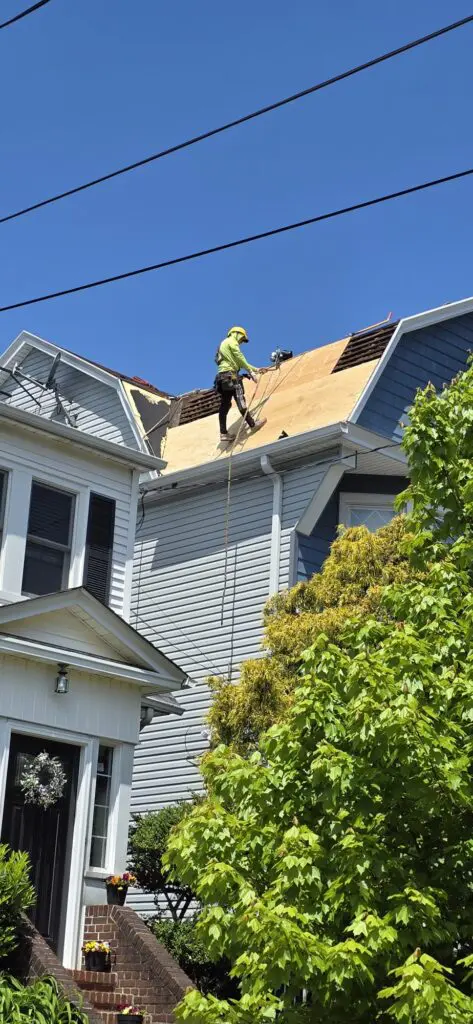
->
<box><xmin>0</xmin><ymin>845</ymin><xmax>35</xmax><ymax>962</ymax></box>
<box><xmin>0</xmin><ymin>975</ymin><xmax>89</xmax><ymax>1022</ymax></box>
<box><xmin>128</xmin><ymin>804</ymin><xmax>195</xmax><ymax>920</ymax></box>
<box><xmin>151</xmin><ymin>917</ymin><xmax>238</xmax><ymax>999</ymax></box>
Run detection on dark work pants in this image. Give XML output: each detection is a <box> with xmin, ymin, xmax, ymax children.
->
<box><xmin>216</xmin><ymin>375</ymin><xmax>255</xmax><ymax>433</ymax></box>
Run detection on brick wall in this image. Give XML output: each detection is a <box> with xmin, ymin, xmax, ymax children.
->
<box><xmin>16</xmin><ymin>915</ymin><xmax>102</xmax><ymax>1024</ymax></box>
<box><xmin>84</xmin><ymin>905</ymin><xmax>193</xmax><ymax>1023</ymax></box>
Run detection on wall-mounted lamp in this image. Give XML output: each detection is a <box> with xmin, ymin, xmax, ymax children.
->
<box><xmin>55</xmin><ymin>663</ymin><xmax>69</xmax><ymax>694</ymax></box>
<box><xmin>140</xmin><ymin>705</ymin><xmax>155</xmax><ymax>729</ymax></box>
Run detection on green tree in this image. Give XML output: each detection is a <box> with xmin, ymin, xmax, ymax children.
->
<box><xmin>0</xmin><ymin>844</ymin><xmax>35</xmax><ymax>961</ymax></box>
<box><xmin>165</xmin><ymin>362</ymin><xmax>473</xmax><ymax>1023</ymax></box>
<box><xmin>208</xmin><ymin>514</ymin><xmax>414</xmax><ymax>752</ymax></box>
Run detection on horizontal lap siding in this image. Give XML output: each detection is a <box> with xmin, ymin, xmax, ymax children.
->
<box><xmin>2</xmin><ymin>346</ymin><xmax>138</xmax><ymax>447</ymax></box>
<box><xmin>358</xmin><ymin>313</ymin><xmax>473</xmax><ymax>439</ymax></box>
<box><xmin>131</xmin><ymin>475</ymin><xmax>274</xmax><ymax>824</ymax></box>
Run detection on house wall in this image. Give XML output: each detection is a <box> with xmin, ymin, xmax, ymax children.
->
<box><xmin>0</xmin><ymin>421</ymin><xmax>137</xmax><ymax>618</ymax></box>
<box><xmin>130</xmin><ymin>452</ymin><xmax>335</xmax><ymax>913</ymax></box>
<box><xmin>357</xmin><ymin>312</ymin><xmax>473</xmax><ymax>439</ymax></box>
<box><xmin>0</xmin><ymin>346</ymin><xmax>138</xmax><ymax>448</ymax></box>
<box><xmin>296</xmin><ymin>474</ymin><xmax>407</xmax><ymax>581</ymax></box>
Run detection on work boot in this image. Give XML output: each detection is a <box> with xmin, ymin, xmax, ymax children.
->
<box><xmin>251</xmin><ymin>418</ymin><xmax>267</xmax><ymax>433</ymax></box>
<box><xmin>220</xmin><ymin>433</ymin><xmax>230</xmax><ymax>443</ymax></box>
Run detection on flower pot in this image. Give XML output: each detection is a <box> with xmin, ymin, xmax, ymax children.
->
<box><xmin>106</xmin><ymin>884</ymin><xmax>127</xmax><ymax>906</ymax></box>
<box><xmin>84</xmin><ymin>950</ymin><xmax>110</xmax><ymax>972</ymax></box>
<box><xmin>117</xmin><ymin>1016</ymin><xmax>143</xmax><ymax>1023</ymax></box>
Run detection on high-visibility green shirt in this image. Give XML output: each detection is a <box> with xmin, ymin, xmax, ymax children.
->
<box><xmin>216</xmin><ymin>335</ymin><xmax>257</xmax><ymax>375</ymax></box>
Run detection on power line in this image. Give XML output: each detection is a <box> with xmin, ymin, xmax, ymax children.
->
<box><xmin>1</xmin><ymin>13</ymin><xmax>472</xmax><ymax>224</ymax></box>
<box><xmin>0</xmin><ymin>0</ymin><xmax>54</xmax><ymax>31</ymax></box>
<box><xmin>1</xmin><ymin>166</ymin><xmax>472</xmax><ymax>313</ymax></box>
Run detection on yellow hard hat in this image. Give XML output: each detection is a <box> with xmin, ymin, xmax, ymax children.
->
<box><xmin>228</xmin><ymin>325</ymin><xmax>249</xmax><ymax>341</ymax></box>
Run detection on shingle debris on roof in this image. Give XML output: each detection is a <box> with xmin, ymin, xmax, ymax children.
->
<box><xmin>331</xmin><ymin>322</ymin><xmax>398</xmax><ymax>374</ymax></box>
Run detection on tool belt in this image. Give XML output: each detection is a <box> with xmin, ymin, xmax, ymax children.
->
<box><xmin>214</xmin><ymin>371</ymin><xmax>238</xmax><ymax>394</ymax></box>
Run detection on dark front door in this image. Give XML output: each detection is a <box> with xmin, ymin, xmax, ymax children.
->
<box><xmin>1</xmin><ymin>733</ymin><xmax>79</xmax><ymax>951</ymax></box>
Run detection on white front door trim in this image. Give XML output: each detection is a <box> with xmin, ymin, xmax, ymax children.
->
<box><xmin>0</xmin><ymin>717</ymin><xmax>94</xmax><ymax>969</ymax></box>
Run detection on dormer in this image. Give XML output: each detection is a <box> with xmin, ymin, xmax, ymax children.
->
<box><xmin>0</xmin><ymin>332</ymin><xmax>166</xmax><ymax>619</ymax></box>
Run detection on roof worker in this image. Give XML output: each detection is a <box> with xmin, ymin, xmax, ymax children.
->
<box><xmin>214</xmin><ymin>326</ymin><xmax>267</xmax><ymax>443</ymax></box>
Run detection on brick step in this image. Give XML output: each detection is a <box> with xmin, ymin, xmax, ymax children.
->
<box><xmin>83</xmin><ymin>990</ymin><xmax>142</xmax><ymax>1011</ymax></box>
<box><xmin>71</xmin><ymin>969</ymin><xmax>117</xmax><ymax>992</ymax></box>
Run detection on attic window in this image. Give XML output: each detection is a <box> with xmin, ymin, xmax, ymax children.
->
<box><xmin>22</xmin><ymin>482</ymin><xmax>75</xmax><ymax>596</ymax></box>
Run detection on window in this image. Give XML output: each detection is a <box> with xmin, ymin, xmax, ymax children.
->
<box><xmin>339</xmin><ymin>493</ymin><xmax>395</xmax><ymax>533</ymax></box>
<box><xmin>83</xmin><ymin>494</ymin><xmax>115</xmax><ymax>605</ymax></box>
<box><xmin>90</xmin><ymin>745</ymin><xmax>114</xmax><ymax>869</ymax></box>
<box><xmin>22</xmin><ymin>482</ymin><xmax>74</xmax><ymax>596</ymax></box>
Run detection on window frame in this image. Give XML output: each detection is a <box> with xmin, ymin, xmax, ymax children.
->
<box><xmin>87</xmin><ymin>741</ymin><xmax>121</xmax><ymax>876</ymax></box>
<box><xmin>339</xmin><ymin>492</ymin><xmax>396</xmax><ymax>530</ymax></box>
<box><xmin>0</xmin><ymin>469</ymin><xmax>9</xmax><ymax>548</ymax></box>
<box><xmin>21</xmin><ymin>479</ymin><xmax>76</xmax><ymax>597</ymax></box>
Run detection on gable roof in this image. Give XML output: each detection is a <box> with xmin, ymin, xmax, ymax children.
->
<box><xmin>0</xmin><ymin>587</ymin><xmax>186</xmax><ymax>691</ymax></box>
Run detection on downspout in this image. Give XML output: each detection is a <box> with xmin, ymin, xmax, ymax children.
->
<box><xmin>260</xmin><ymin>455</ymin><xmax>283</xmax><ymax>597</ymax></box>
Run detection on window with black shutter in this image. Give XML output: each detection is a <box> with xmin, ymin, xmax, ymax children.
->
<box><xmin>22</xmin><ymin>482</ymin><xmax>75</xmax><ymax>596</ymax></box>
<box><xmin>83</xmin><ymin>494</ymin><xmax>115</xmax><ymax>605</ymax></box>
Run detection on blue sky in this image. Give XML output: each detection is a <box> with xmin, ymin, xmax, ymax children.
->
<box><xmin>1</xmin><ymin>0</ymin><xmax>473</xmax><ymax>394</ymax></box>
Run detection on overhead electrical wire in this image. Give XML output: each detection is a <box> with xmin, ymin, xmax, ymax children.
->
<box><xmin>1</xmin><ymin>166</ymin><xmax>472</xmax><ymax>313</ymax></box>
<box><xmin>0</xmin><ymin>0</ymin><xmax>54</xmax><ymax>31</ymax></box>
<box><xmin>1</xmin><ymin>13</ymin><xmax>472</xmax><ymax>224</ymax></box>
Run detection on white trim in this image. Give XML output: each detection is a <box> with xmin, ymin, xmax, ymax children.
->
<box><xmin>122</xmin><ymin>470</ymin><xmax>140</xmax><ymax>621</ymax></box>
<box><xmin>0</xmin><ymin>717</ymin><xmax>94</xmax><ymax>969</ymax></box>
<box><xmin>341</xmin><ymin>423</ymin><xmax>408</xmax><ymax>466</ymax></box>
<box><xmin>0</xmin><ymin>468</ymin><xmax>31</xmax><ymax>594</ymax></box>
<box><xmin>0</xmin><ymin>402</ymin><xmax>165</xmax><ymax>471</ymax></box>
<box><xmin>339</xmin><ymin>492</ymin><xmax>396</xmax><ymax>528</ymax></box>
<box><xmin>349</xmin><ymin>295</ymin><xmax>473</xmax><ymax>423</ymax></box>
<box><xmin>105</xmin><ymin>743</ymin><xmax>122</xmax><ymax>873</ymax></box>
<box><xmin>1</xmin><ymin>332</ymin><xmax>120</xmax><ymax>389</ymax></box>
<box><xmin>296</xmin><ymin>456</ymin><xmax>356</xmax><ymax>538</ymax></box>
<box><xmin>1</xmin><ymin>332</ymin><xmax>152</xmax><ymax>458</ymax></box>
<box><xmin>0</xmin><ymin>587</ymin><xmax>186</xmax><ymax>682</ymax></box>
<box><xmin>0</xmin><ymin>719</ymin><xmax>11</xmax><ymax>828</ymax></box>
<box><xmin>0</xmin><ymin>633</ymin><xmax>183</xmax><ymax>696</ymax></box>
<box><xmin>69</xmin><ymin>486</ymin><xmax>91</xmax><ymax>588</ymax></box>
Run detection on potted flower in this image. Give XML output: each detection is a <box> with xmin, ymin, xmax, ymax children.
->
<box><xmin>82</xmin><ymin>940</ymin><xmax>112</xmax><ymax>972</ymax></box>
<box><xmin>116</xmin><ymin>1005</ymin><xmax>144</xmax><ymax>1023</ymax></box>
<box><xmin>105</xmin><ymin>871</ymin><xmax>137</xmax><ymax>906</ymax></box>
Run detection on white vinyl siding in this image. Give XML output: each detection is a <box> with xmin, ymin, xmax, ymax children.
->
<box><xmin>0</xmin><ymin>347</ymin><xmax>138</xmax><ymax>449</ymax></box>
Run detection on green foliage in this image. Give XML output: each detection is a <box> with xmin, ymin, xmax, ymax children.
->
<box><xmin>165</xmin><ymin>361</ymin><xmax>473</xmax><ymax>1023</ymax></box>
<box><xmin>0</xmin><ymin>846</ymin><xmax>35</xmax><ymax>962</ymax></box>
<box><xmin>208</xmin><ymin>514</ymin><xmax>415</xmax><ymax>752</ymax></box>
<box><xmin>151</xmin><ymin>917</ymin><xmax>238</xmax><ymax>999</ymax></box>
<box><xmin>0</xmin><ymin>975</ymin><xmax>88</xmax><ymax>1023</ymax></box>
<box><xmin>129</xmin><ymin>804</ymin><xmax>195</xmax><ymax>920</ymax></box>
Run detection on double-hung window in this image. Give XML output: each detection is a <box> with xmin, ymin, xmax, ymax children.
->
<box><xmin>339</xmin><ymin>493</ymin><xmax>395</xmax><ymax>532</ymax></box>
<box><xmin>22</xmin><ymin>482</ymin><xmax>75</xmax><ymax>596</ymax></box>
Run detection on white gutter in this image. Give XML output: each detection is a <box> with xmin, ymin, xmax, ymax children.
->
<box><xmin>0</xmin><ymin>402</ymin><xmax>166</xmax><ymax>471</ymax></box>
<box><xmin>143</xmin><ymin>423</ymin><xmax>344</xmax><ymax>493</ymax></box>
<box><xmin>260</xmin><ymin>455</ymin><xmax>283</xmax><ymax>597</ymax></box>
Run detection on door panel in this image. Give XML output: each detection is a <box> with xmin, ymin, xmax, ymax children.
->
<box><xmin>1</xmin><ymin>733</ymin><xmax>79</xmax><ymax>951</ymax></box>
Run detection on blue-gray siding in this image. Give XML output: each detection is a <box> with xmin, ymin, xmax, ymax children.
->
<box><xmin>1</xmin><ymin>346</ymin><xmax>138</xmax><ymax>448</ymax></box>
<box><xmin>296</xmin><ymin>474</ymin><xmax>406</xmax><ymax>581</ymax></box>
<box><xmin>358</xmin><ymin>312</ymin><xmax>473</xmax><ymax>439</ymax></box>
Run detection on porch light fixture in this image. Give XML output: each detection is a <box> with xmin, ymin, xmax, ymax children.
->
<box><xmin>55</xmin><ymin>663</ymin><xmax>69</xmax><ymax>694</ymax></box>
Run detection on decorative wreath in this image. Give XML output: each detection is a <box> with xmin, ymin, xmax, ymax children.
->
<box><xmin>19</xmin><ymin>751</ymin><xmax>67</xmax><ymax>810</ymax></box>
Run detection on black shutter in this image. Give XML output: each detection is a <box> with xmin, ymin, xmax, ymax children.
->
<box><xmin>83</xmin><ymin>494</ymin><xmax>115</xmax><ymax>605</ymax></box>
